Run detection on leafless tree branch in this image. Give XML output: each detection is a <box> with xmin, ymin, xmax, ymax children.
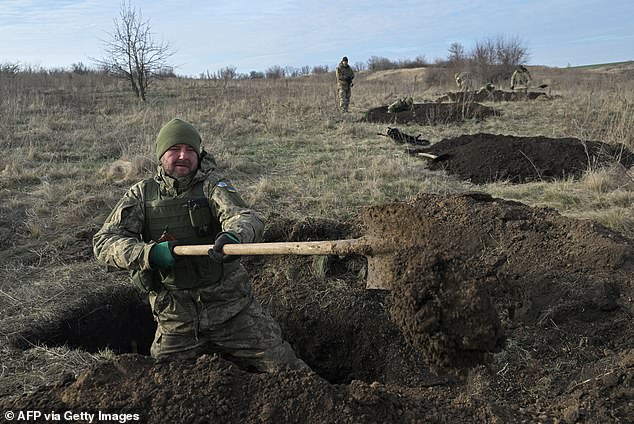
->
<box><xmin>92</xmin><ymin>1</ymin><xmax>175</xmax><ymax>101</ymax></box>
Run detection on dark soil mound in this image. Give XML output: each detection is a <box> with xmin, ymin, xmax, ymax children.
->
<box><xmin>363</xmin><ymin>102</ymin><xmax>496</xmax><ymax>125</ymax></box>
<box><xmin>248</xmin><ymin>217</ymin><xmax>437</xmax><ymax>386</ymax></box>
<box><xmin>435</xmin><ymin>90</ymin><xmax>551</xmax><ymax>103</ymax></box>
<box><xmin>4</xmin><ymin>194</ymin><xmax>634</xmax><ymax>423</ymax></box>
<box><xmin>409</xmin><ymin>133</ymin><xmax>634</xmax><ymax>184</ymax></box>
<box><xmin>361</xmin><ymin>196</ymin><xmax>506</xmax><ymax>369</ymax></box>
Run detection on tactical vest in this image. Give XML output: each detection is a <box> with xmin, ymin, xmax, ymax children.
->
<box><xmin>137</xmin><ymin>178</ymin><xmax>223</xmax><ymax>291</ymax></box>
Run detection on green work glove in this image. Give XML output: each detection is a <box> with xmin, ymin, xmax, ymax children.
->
<box><xmin>208</xmin><ymin>232</ymin><xmax>240</xmax><ymax>263</ymax></box>
<box><xmin>150</xmin><ymin>241</ymin><xmax>176</xmax><ymax>269</ymax></box>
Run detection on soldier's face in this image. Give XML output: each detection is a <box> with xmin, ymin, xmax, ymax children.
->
<box><xmin>160</xmin><ymin>144</ymin><xmax>199</xmax><ymax>178</ymax></box>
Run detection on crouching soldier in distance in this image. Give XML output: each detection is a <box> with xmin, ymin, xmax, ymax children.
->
<box><xmin>454</xmin><ymin>72</ymin><xmax>472</xmax><ymax>91</ymax></box>
<box><xmin>387</xmin><ymin>96</ymin><xmax>414</xmax><ymax>113</ymax></box>
<box><xmin>93</xmin><ymin>118</ymin><xmax>310</xmax><ymax>372</ymax></box>
<box><xmin>477</xmin><ymin>82</ymin><xmax>495</xmax><ymax>94</ymax></box>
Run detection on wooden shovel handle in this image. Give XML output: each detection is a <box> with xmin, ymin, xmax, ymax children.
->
<box><xmin>416</xmin><ymin>152</ymin><xmax>439</xmax><ymax>159</ymax></box>
<box><xmin>172</xmin><ymin>237</ymin><xmax>375</xmax><ymax>257</ymax></box>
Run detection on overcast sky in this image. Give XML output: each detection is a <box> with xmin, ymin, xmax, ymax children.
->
<box><xmin>1</xmin><ymin>0</ymin><xmax>632</xmax><ymax>76</ymax></box>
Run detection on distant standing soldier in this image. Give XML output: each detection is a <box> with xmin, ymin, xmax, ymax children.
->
<box><xmin>454</xmin><ymin>72</ymin><xmax>472</xmax><ymax>91</ymax></box>
<box><xmin>510</xmin><ymin>65</ymin><xmax>532</xmax><ymax>93</ymax></box>
<box><xmin>336</xmin><ymin>56</ymin><xmax>355</xmax><ymax>112</ymax></box>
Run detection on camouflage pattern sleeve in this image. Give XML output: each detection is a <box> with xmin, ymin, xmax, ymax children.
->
<box><xmin>336</xmin><ymin>64</ymin><xmax>354</xmax><ymax>84</ymax></box>
<box><xmin>204</xmin><ymin>179</ymin><xmax>265</xmax><ymax>244</ymax></box>
<box><xmin>92</xmin><ymin>181</ymin><xmax>155</xmax><ymax>271</ymax></box>
<box><xmin>511</xmin><ymin>71</ymin><xmax>518</xmax><ymax>87</ymax></box>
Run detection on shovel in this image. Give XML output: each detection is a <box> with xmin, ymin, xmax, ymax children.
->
<box><xmin>172</xmin><ymin>236</ymin><xmax>392</xmax><ymax>290</ymax></box>
<box><xmin>415</xmin><ymin>152</ymin><xmax>451</xmax><ymax>162</ymax></box>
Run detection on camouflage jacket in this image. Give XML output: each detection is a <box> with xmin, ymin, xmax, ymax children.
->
<box><xmin>93</xmin><ymin>150</ymin><xmax>264</xmax><ymax>274</ymax></box>
<box><xmin>511</xmin><ymin>69</ymin><xmax>532</xmax><ymax>87</ymax></box>
<box><xmin>455</xmin><ymin>72</ymin><xmax>472</xmax><ymax>90</ymax></box>
<box><xmin>336</xmin><ymin>62</ymin><xmax>355</xmax><ymax>85</ymax></box>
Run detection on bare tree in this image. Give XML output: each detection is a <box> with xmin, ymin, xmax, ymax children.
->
<box><xmin>442</xmin><ymin>34</ymin><xmax>530</xmax><ymax>86</ymax></box>
<box><xmin>312</xmin><ymin>65</ymin><xmax>329</xmax><ymax>74</ymax></box>
<box><xmin>0</xmin><ymin>62</ymin><xmax>21</xmax><ymax>74</ymax></box>
<box><xmin>447</xmin><ymin>42</ymin><xmax>467</xmax><ymax>65</ymax></box>
<box><xmin>353</xmin><ymin>61</ymin><xmax>366</xmax><ymax>72</ymax></box>
<box><xmin>219</xmin><ymin>66</ymin><xmax>237</xmax><ymax>82</ymax></box>
<box><xmin>471</xmin><ymin>38</ymin><xmax>496</xmax><ymax>67</ymax></box>
<box><xmin>94</xmin><ymin>1</ymin><xmax>175</xmax><ymax>101</ymax></box>
<box><xmin>494</xmin><ymin>34</ymin><xmax>530</xmax><ymax>67</ymax></box>
<box><xmin>470</xmin><ymin>34</ymin><xmax>530</xmax><ymax>83</ymax></box>
<box><xmin>265</xmin><ymin>65</ymin><xmax>285</xmax><ymax>79</ymax></box>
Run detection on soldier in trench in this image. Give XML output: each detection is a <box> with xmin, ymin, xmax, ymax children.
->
<box><xmin>93</xmin><ymin>118</ymin><xmax>310</xmax><ymax>372</ymax></box>
<box><xmin>510</xmin><ymin>65</ymin><xmax>532</xmax><ymax>93</ymax></box>
<box><xmin>454</xmin><ymin>72</ymin><xmax>472</xmax><ymax>91</ymax></box>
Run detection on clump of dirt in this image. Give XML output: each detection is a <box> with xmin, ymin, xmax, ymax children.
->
<box><xmin>435</xmin><ymin>90</ymin><xmax>552</xmax><ymax>103</ymax></box>
<box><xmin>362</xmin><ymin>102</ymin><xmax>496</xmax><ymax>125</ymax></box>
<box><xmin>361</xmin><ymin>197</ymin><xmax>506</xmax><ymax>369</ymax></box>
<box><xmin>409</xmin><ymin>133</ymin><xmax>634</xmax><ymax>184</ymax></box>
<box><xmin>6</xmin><ymin>354</ymin><xmax>410</xmax><ymax>423</ymax></box>
<box><xmin>247</xmin><ymin>217</ymin><xmax>438</xmax><ymax>386</ymax></box>
<box><xmin>4</xmin><ymin>194</ymin><xmax>634</xmax><ymax>423</ymax></box>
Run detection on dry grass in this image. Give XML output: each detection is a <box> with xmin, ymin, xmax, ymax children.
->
<box><xmin>1</xmin><ymin>65</ymin><xmax>632</xmax><ymax>264</ymax></box>
<box><xmin>0</xmin><ymin>63</ymin><xmax>633</xmax><ymax>398</ymax></box>
<box><xmin>0</xmin><ymin>65</ymin><xmax>632</xmax><ymax>260</ymax></box>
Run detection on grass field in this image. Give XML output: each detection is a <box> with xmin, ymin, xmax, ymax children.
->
<box><xmin>0</xmin><ymin>63</ymin><xmax>633</xmax><ymax>396</ymax></box>
<box><xmin>1</xmin><ymin>64</ymin><xmax>633</xmax><ymax>259</ymax></box>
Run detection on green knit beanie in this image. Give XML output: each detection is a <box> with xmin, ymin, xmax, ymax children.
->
<box><xmin>155</xmin><ymin>118</ymin><xmax>202</xmax><ymax>161</ymax></box>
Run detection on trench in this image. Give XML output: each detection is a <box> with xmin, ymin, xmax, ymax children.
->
<box><xmin>10</xmin><ymin>284</ymin><xmax>391</xmax><ymax>385</ymax></box>
<box><xmin>12</xmin><ymin>292</ymin><xmax>156</xmax><ymax>356</ymax></box>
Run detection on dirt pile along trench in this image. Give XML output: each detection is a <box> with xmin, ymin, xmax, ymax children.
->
<box><xmin>408</xmin><ymin>133</ymin><xmax>634</xmax><ymax>184</ymax></box>
<box><xmin>435</xmin><ymin>89</ymin><xmax>552</xmax><ymax>103</ymax></box>
<box><xmin>362</xmin><ymin>102</ymin><xmax>496</xmax><ymax>125</ymax></box>
<box><xmin>4</xmin><ymin>193</ymin><xmax>634</xmax><ymax>423</ymax></box>
<box><xmin>361</xmin><ymin>196</ymin><xmax>506</xmax><ymax>369</ymax></box>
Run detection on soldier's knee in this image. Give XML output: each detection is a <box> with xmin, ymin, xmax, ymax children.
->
<box><xmin>151</xmin><ymin>331</ymin><xmax>205</xmax><ymax>361</ymax></box>
<box><xmin>251</xmin><ymin>341</ymin><xmax>311</xmax><ymax>372</ymax></box>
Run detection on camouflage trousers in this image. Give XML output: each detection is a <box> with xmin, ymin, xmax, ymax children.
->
<box><xmin>338</xmin><ymin>83</ymin><xmax>352</xmax><ymax>112</ymax></box>
<box><xmin>148</xmin><ymin>267</ymin><xmax>309</xmax><ymax>372</ymax></box>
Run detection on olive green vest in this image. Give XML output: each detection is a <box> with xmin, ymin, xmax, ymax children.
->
<box><xmin>139</xmin><ymin>178</ymin><xmax>223</xmax><ymax>290</ymax></box>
